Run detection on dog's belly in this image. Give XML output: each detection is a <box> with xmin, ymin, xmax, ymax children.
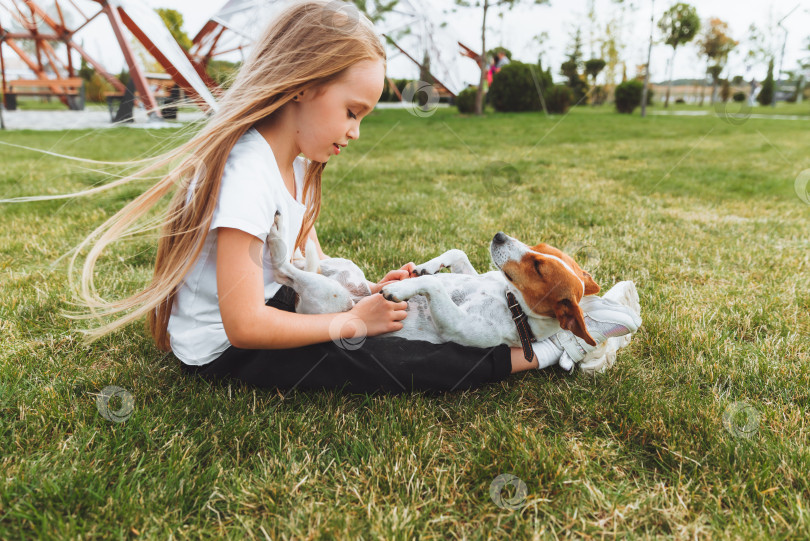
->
<box><xmin>387</xmin><ymin>273</ymin><xmax>520</xmax><ymax>345</ymax></box>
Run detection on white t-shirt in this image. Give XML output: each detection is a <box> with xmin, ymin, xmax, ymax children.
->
<box><xmin>168</xmin><ymin>127</ymin><xmax>309</xmax><ymax>366</ymax></box>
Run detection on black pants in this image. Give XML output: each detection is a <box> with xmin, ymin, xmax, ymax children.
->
<box><xmin>178</xmin><ymin>285</ymin><xmax>512</xmax><ymax>395</ymax></box>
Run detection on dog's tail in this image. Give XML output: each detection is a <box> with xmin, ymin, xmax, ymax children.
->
<box><xmin>304</xmin><ymin>239</ymin><xmax>321</xmax><ymax>273</ymax></box>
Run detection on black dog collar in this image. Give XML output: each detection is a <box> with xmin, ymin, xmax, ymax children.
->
<box><xmin>506</xmin><ymin>291</ymin><xmax>536</xmax><ymax>362</ymax></box>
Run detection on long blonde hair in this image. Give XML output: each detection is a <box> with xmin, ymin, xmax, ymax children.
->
<box><xmin>54</xmin><ymin>0</ymin><xmax>385</xmax><ymax>351</ymax></box>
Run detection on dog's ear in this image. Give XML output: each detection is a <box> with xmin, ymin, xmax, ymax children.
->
<box><xmin>582</xmin><ymin>270</ymin><xmax>600</xmax><ymax>295</ymax></box>
<box><xmin>554</xmin><ymin>298</ymin><xmax>596</xmax><ymax>346</ymax></box>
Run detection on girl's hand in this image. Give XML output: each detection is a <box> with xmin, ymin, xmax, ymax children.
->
<box><xmin>381</xmin><ymin>262</ymin><xmax>417</xmax><ymax>282</ymax></box>
<box><xmin>369</xmin><ymin>262</ymin><xmax>417</xmax><ymax>294</ymax></box>
<box><xmin>345</xmin><ymin>294</ymin><xmax>408</xmax><ymax>337</ymax></box>
<box><xmin>377</xmin><ymin>261</ymin><xmax>416</xmax><ymax>291</ymax></box>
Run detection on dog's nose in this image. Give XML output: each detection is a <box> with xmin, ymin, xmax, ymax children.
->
<box><xmin>493</xmin><ymin>232</ymin><xmax>507</xmax><ymax>244</ymax></box>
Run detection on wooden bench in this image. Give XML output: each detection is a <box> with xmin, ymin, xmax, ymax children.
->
<box><xmin>3</xmin><ymin>77</ymin><xmax>86</xmax><ymax>111</ymax></box>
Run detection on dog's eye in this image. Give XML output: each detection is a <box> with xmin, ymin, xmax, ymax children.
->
<box><xmin>534</xmin><ymin>260</ymin><xmax>543</xmax><ymax>278</ymax></box>
<box><xmin>504</xmin><ymin>271</ymin><xmax>513</xmax><ymax>282</ymax></box>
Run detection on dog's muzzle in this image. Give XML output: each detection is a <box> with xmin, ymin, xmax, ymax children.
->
<box><xmin>490</xmin><ymin>232</ymin><xmax>529</xmax><ymax>269</ymax></box>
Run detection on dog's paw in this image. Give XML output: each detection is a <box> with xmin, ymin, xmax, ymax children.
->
<box><xmin>265</xmin><ymin>212</ymin><xmax>288</xmax><ymax>265</ymax></box>
<box><xmin>413</xmin><ymin>262</ymin><xmax>445</xmax><ymax>276</ymax></box>
<box><xmin>558</xmin><ymin>352</ymin><xmax>575</xmax><ymax>373</ymax></box>
<box><xmin>268</xmin><ymin>211</ymin><xmax>285</xmax><ymax>243</ymax></box>
<box><xmin>381</xmin><ymin>280</ymin><xmax>419</xmax><ymax>302</ymax></box>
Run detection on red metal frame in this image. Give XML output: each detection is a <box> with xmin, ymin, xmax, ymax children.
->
<box><xmin>0</xmin><ymin>0</ymin><xmax>220</xmax><ymax>114</ymax></box>
<box><xmin>187</xmin><ymin>10</ymin><xmax>456</xmax><ymax>100</ymax></box>
<box><xmin>114</xmin><ymin>5</ymin><xmax>221</xmax><ymax>109</ymax></box>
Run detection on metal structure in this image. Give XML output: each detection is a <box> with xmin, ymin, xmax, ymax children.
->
<box><xmin>190</xmin><ymin>0</ymin><xmax>289</xmax><ymax>68</ymax></box>
<box><xmin>1</xmin><ymin>0</ymin><xmax>487</xmax><ymax>118</ymax></box>
<box><xmin>0</xmin><ymin>0</ymin><xmax>218</xmax><ymax>117</ymax></box>
<box><xmin>188</xmin><ymin>0</ymin><xmax>466</xmax><ymax>98</ymax></box>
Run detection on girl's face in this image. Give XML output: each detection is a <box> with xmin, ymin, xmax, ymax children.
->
<box><xmin>295</xmin><ymin>58</ymin><xmax>386</xmax><ymax>163</ymax></box>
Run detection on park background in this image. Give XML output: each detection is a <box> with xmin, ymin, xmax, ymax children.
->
<box><xmin>1</xmin><ymin>0</ymin><xmax>809</xmax><ymax>538</ymax></box>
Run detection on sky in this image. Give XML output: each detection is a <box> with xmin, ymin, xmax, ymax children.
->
<box><xmin>3</xmin><ymin>0</ymin><xmax>808</xmax><ymax>87</ymax></box>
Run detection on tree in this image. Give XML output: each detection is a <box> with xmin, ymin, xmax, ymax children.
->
<box><xmin>597</xmin><ymin>6</ymin><xmax>627</xmax><ymax>101</ymax></box>
<box><xmin>720</xmin><ymin>79</ymin><xmax>731</xmax><ymax>102</ymax></box>
<box><xmin>487</xmin><ymin>46</ymin><xmax>513</xmax><ymax>61</ymax></box>
<box><xmin>798</xmin><ymin>37</ymin><xmax>810</xmax><ymax>103</ymax></box>
<box><xmin>698</xmin><ymin>18</ymin><xmax>737</xmax><ymax>104</ymax></box>
<box><xmin>658</xmin><ymin>3</ymin><xmax>701</xmax><ymax>107</ymax></box>
<box><xmin>585</xmin><ymin>58</ymin><xmax>606</xmax><ymax>105</ymax></box>
<box><xmin>78</xmin><ymin>57</ymin><xmax>95</xmax><ymax>82</ymax></box>
<box><xmin>640</xmin><ymin>0</ymin><xmax>655</xmax><ymax>118</ymax></box>
<box><xmin>126</xmin><ymin>7</ymin><xmax>192</xmax><ymax>75</ymax></box>
<box><xmin>561</xmin><ymin>28</ymin><xmax>589</xmax><ymax>104</ymax></box>
<box><xmin>757</xmin><ymin>59</ymin><xmax>775</xmax><ymax>106</ymax></box>
<box><xmin>207</xmin><ymin>60</ymin><xmax>240</xmax><ymax>88</ymax></box>
<box><xmin>585</xmin><ymin>58</ymin><xmax>606</xmax><ymax>83</ymax></box>
<box><xmin>349</xmin><ymin>0</ymin><xmax>401</xmax><ymax>24</ymax></box>
<box><xmin>746</xmin><ymin>17</ymin><xmax>779</xmax><ymax>105</ymax></box>
<box><xmin>156</xmin><ymin>8</ymin><xmax>193</xmax><ymax>51</ymax></box>
<box><xmin>420</xmin><ymin>49</ymin><xmax>434</xmax><ymax>86</ymax></box>
<box><xmin>453</xmin><ymin>0</ymin><xmax>550</xmax><ymax>116</ymax></box>
<box><xmin>706</xmin><ymin>65</ymin><xmax>723</xmax><ymax>104</ymax></box>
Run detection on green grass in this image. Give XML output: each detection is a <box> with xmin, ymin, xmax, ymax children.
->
<box><xmin>647</xmin><ymin>100</ymin><xmax>810</xmax><ymax>116</ymax></box>
<box><xmin>1</xmin><ymin>106</ymin><xmax>809</xmax><ymax>538</ymax></box>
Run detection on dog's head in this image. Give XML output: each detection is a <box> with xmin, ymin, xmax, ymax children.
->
<box><xmin>490</xmin><ymin>232</ymin><xmax>600</xmax><ymax>346</ymax></box>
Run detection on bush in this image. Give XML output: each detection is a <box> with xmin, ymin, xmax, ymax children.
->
<box><xmin>732</xmin><ymin>91</ymin><xmax>746</xmax><ymax>102</ymax></box>
<box><xmin>206</xmin><ymin>60</ymin><xmax>240</xmax><ymax>89</ymax></box>
<box><xmin>380</xmin><ymin>78</ymin><xmax>412</xmax><ymax>102</ymax></box>
<box><xmin>379</xmin><ymin>79</ymin><xmax>393</xmax><ymax>102</ymax></box>
<box><xmin>456</xmin><ymin>86</ymin><xmax>477</xmax><ymax>114</ymax></box>
<box><xmin>591</xmin><ymin>85</ymin><xmax>608</xmax><ymax>105</ymax></box>
<box><xmin>78</xmin><ymin>58</ymin><xmax>94</xmax><ymax>83</ymax></box>
<box><xmin>86</xmin><ymin>72</ymin><xmax>113</xmax><ymax>103</ymax></box>
<box><xmin>544</xmin><ymin>85</ymin><xmax>573</xmax><ymax>114</ymax></box>
<box><xmin>117</xmin><ymin>69</ymin><xmax>131</xmax><ymax>88</ymax></box>
<box><xmin>614</xmin><ymin>80</ymin><xmax>644</xmax><ymax>114</ymax></box>
<box><xmin>488</xmin><ymin>61</ymin><xmax>550</xmax><ymax>112</ymax></box>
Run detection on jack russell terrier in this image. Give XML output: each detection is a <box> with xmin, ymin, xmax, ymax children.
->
<box><xmin>267</xmin><ymin>212</ymin><xmax>641</xmax><ymax>374</ymax></box>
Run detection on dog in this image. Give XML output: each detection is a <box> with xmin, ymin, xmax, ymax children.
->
<box><xmin>267</xmin><ymin>212</ymin><xmax>640</xmax><ymax>374</ymax></box>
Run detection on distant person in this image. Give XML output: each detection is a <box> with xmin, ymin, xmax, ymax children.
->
<box><xmin>486</xmin><ymin>55</ymin><xmax>497</xmax><ymax>87</ymax></box>
<box><xmin>495</xmin><ymin>51</ymin><xmax>510</xmax><ymax>69</ymax></box>
<box><xmin>749</xmin><ymin>78</ymin><xmax>758</xmax><ymax>107</ymax></box>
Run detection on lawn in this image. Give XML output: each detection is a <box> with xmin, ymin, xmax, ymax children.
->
<box><xmin>0</xmin><ymin>104</ymin><xmax>808</xmax><ymax>539</ymax></box>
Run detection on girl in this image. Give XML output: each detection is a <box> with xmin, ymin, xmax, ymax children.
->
<box><xmin>46</xmin><ymin>0</ymin><xmax>635</xmax><ymax>394</ymax></box>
